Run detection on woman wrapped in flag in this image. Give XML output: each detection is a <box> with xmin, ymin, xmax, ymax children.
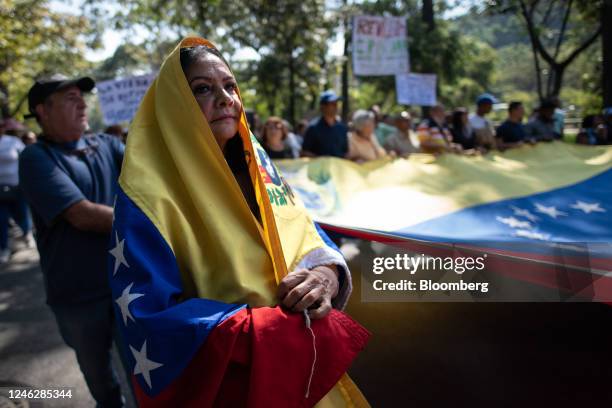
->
<box><xmin>110</xmin><ymin>37</ymin><xmax>370</xmax><ymax>407</ymax></box>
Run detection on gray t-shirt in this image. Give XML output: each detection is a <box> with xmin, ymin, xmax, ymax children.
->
<box><xmin>384</xmin><ymin>130</ymin><xmax>418</xmax><ymax>156</ymax></box>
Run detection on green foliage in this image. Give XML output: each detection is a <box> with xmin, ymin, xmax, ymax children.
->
<box><xmin>441</xmin><ymin>35</ymin><xmax>497</xmax><ymax>107</ymax></box>
<box><xmin>464</xmin><ymin>3</ymin><xmax>603</xmax><ymax>114</ymax></box>
<box><xmin>451</xmin><ymin>9</ymin><xmax>528</xmax><ymax>48</ymax></box>
<box><xmin>349</xmin><ymin>81</ymin><xmax>393</xmax><ymax>113</ymax></box>
<box><xmin>80</xmin><ymin>0</ymin><xmax>504</xmax><ymax>121</ymax></box>
<box><xmin>0</xmin><ymin>0</ymin><xmax>100</xmax><ymax>119</ymax></box>
<box><xmin>483</xmin><ymin>0</ymin><xmax>602</xmax><ymax>100</ymax></box>
<box><xmin>6</xmin><ymin>0</ymin><xmax>598</xmax><ymax>129</ymax></box>
<box><xmin>84</xmin><ymin>0</ymin><xmax>332</xmax><ymax>124</ymax></box>
<box><xmin>227</xmin><ymin>0</ymin><xmax>333</xmax><ymax>123</ymax></box>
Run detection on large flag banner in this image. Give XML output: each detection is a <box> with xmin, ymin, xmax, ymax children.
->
<box><xmin>395</xmin><ymin>73</ymin><xmax>437</xmax><ymax>106</ymax></box>
<box><xmin>352</xmin><ymin>15</ymin><xmax>410</xmax><ymax>76</ymax></box>
<box><xmin>97</xmin><ymin>73</ymin><xmax>156</xmax><ymax>125</ymax></box>
<box><xmin>276</xmin><ymin>143</ymin><xmax>612</xmax><ymax>301</ymax></box>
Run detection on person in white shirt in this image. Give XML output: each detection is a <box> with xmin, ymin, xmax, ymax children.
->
<box><xmin>468</xmin><ymin>93</ymin><xmax>498</xmax><ymax>151</ymax></box>
<box><xmin>0</xmin><ymin>129</ymin><xmax>33</xmax><ymax>262</ymax></box>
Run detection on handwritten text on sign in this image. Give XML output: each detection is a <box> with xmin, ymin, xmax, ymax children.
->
<box><xmin>395</xmin><ymin>73</ymin><xmax>437</xmax><ymax>106</ymax></box>
<box><xmin>97</xmin><ymin>73</ymin><xmax>155</xmax><ymax>125</ymax></box>
<box><xmin>352</xmin><ymin>15</ymin><xmax>409</xmax><ymax>76</ymax></box>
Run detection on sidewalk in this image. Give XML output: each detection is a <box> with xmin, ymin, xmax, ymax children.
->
<box><xmin>0</xmin><ymin>245</ymin><xmax>134</xmax><ymax>408</ymax></box>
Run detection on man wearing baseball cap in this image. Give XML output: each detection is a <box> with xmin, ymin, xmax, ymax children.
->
<box><xmin>19</xmin><ymin>74</ymin><xmax>126</xmax><ymax>407</ymax></box>
<box><xmin>301</xmin><ymin>90</ymin><xmax>349</xmax><ymax>157</ymax></box>
<box><xmin>468</xmin><ymin>93</ymin><xmax>498</xmax><ymax>151</ymax></box>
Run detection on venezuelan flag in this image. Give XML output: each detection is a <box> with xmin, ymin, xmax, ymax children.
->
<box><xmin>110</xmin><ymin>37</ymin><xmax>369</xmax><ymax>407</ymax></box>
<box><xmin>276</xmin><ymin>143</ymin><xmax>612</xmax><ymax>300</ymax></box>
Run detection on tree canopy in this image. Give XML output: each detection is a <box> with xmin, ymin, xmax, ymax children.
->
<box><xmin>1</xmin><ymin>0</ymin><xmax>605</xmax><ymax>128</ymax></box>
<box><xmin>0</xmin><ymin>0</ymin><xmax>100</xmax><ymax>119</ymax></box>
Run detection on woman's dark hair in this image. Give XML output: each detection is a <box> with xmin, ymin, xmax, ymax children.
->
<box><xmin>451</xmin><ymin>108</ymin><xmax>467</xmax><ymax>131</ymax></box>
<box><xmin>180</xmin><ymin>45</ymin><xmax>230</xmax><ymax>72</ymax></box>
<box><xmin>581</xmin><ymin>115</ymin><xmax>596</xmax><ymax>129</ymax></box>
<box><xmin>508</xmin><ymin>101</ymin><xmax>523</xmax><ymax>113</ymax></box>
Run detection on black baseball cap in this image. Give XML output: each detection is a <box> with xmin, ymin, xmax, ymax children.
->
<box><xmin>25</xmin><ymin>74</ymin><xmax>95</xmax><ymax>119</ymax></box>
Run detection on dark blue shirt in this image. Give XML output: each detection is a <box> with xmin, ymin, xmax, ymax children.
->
<box><xmin>496</xmin><ymin>120</ymin><xmax>526</xmax><ymax>143</ymax></box>
<box><xmin>302</xmin><ymin>117</ymin><xmax>348</xmax><ymax>157</ymax></box>
<box><xmin>19</xmin><ymin>134</ymin><xmax>124</xmax><ymax>306</ymax></box>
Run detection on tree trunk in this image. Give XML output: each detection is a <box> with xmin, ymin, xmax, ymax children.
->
<box><xmin>603</xmin><ymin>0</ymin><xmax>612</xmax><ymax>107</ymax></box>
<box><xmin>549</xmin><ymin>64</ymin><xmax>565</xmax><ymax>100</ymax></box>
<box><xmin>288</xmin><ymin>54</ymin><xmax>296</xmax><ymax>126</ymax></box>
<box><xmin>310</xmin><ymin>89</ymin><xmax>317</xmax><ymax>112</ymax></box>
<box><xmin>422</xmin><ymin>0</ymin><xmax>435</xmax><ymax>32</ymax></box>
<box><xmin>0</xmin><ymin>81</ymin><xmax>10</xmax><ymax>120</ymax></box>
<box><xmin>421</xmin><ymin>0</ymin><xmax>435</xmax><ymax>117</ymax></box>
<box><xmin>341</xmin><ymin>10</ymin><xmax>350</xmax><ymax>122</ymax></box>
<box><xmin>267</xmin><ymin>88</ymin><xmax>276</xmax><ymax>117</ymax></box>
<box><xmin>518</xmin><ymin>0</ymin><xmax>601</xmax><ymax>104</ymax></box>
<box><xmin>533</xmin><ymin>46</ymin><xmax>544</xmax><ymax>102</ymax></box>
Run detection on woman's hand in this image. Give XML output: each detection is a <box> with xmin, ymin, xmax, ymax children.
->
<box><xmin>277</xmin><ymin>265</ymin><xmax>339</xmax><ymax>319</ymax></box>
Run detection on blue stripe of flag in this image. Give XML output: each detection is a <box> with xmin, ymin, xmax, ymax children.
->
<box><xmin>110</xmin><ymin>188</ymin><xmax>245</xmax><ymax>396</ymax></box>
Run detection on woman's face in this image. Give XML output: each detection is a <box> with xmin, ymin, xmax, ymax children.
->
<box><xmin>265</xmin><ymin>121</ymin><xmax>283</xmax><ymax>143</ymax></box>
<box><xmin>359</xmin><ymin>119</ymin><xmax>375</xmax><ymax>137</ymax></box>
<box><xmin>185</xmin><ymin>53</ymin><xmax>242</xmax><ymax>150</ymax></box>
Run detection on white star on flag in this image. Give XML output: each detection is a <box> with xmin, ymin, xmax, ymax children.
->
<box><xmin>109</xmin><ymin>231</ymin><xmax>129</xmax><ymax>276</ymax></box>
<box><xmin>496</xmin><ymin>216</ymin><xmax>533</xmax><ymax>229</ymax></box>
<box><xmin>570</xmin><ymin>201</ymin><xmax>605</xmax><ymax>214</ymax></box>
<box><xmin>514</xmin><ymin>229</ymin><xmax>550</xmax><ymax>241</ymax></box>
<box><xmin>115</xmin><ymin>283</ymin><xmax>144</xmax><ymax>325</ymax></box>
<box><xmin>534</xmin><ymin>203</ymin><xmax>567</xmax><ymax>219</ymax></box>
<box><xmin>510</xmin><ymin>205</ymin><xmax>539</xmax><ymax>222</ymax></box>
<box><xmin>130</xmin><ymin>341</ymin><xmax>163</xmax><ymax>389</ymax></box>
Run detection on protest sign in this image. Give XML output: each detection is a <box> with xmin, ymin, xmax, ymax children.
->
<box><xmin>395</xmin><ymin>73</ymin><xmax>437</xmax><ymax>106</ymax></box>
<box><xmin>97</xmin><ymin>73</ymin><xmax>156</xmax><ymax>125</ymax></box>
<box><xmin>352</xmin><ymin>15</ymin><xmax>409</xmax><ymax>76</ymax></box>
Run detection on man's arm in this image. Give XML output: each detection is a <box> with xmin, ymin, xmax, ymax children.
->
<box><xmin>62</xmin><ymin>200</ymin><xmax>114</xmax><ymax>234</ymax></box>
<box><xmin>19</xmin><ymin>146</ymin><xmax>113</xmax><ymax>235</ymax></box>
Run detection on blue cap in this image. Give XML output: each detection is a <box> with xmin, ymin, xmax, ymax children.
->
<box><xmin>476</xmin><ymin>93</ymin><xmax>497</xmax><ymax>105</ymax></box>
<box><xmin>603</xmin><ymin>107</ymin><xmax>612</xmax><ymax>116</ymax></box>
<box><xmin>319</xmin><ymin>90</ymin><xmax>341</xmax><ymax>104</ymax></box>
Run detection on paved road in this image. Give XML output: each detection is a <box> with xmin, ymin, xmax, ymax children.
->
<box><xmin>0</xmin><ymin>246</ymin><xmax>135</xmax><ymax>408</ymax></box>
<box><xmin>2</xmin><ymin>241</ymin><xmax>612</xmax><ymax>407</ymax></box>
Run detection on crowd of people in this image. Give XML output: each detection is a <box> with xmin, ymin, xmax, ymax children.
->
<box><xmin>0</xmin><ymin>86</ymin><xmax>610</xmax><ymax>267</ymax></box>
<box><xmin>245</xmin><ymin>91</ymin><xmax>612</xmax><ymax>163</ymax></box>
<box><xmin>0</xmin><ymin>87</ymin><xmax>610</xmax><ymax>265</ymax></box>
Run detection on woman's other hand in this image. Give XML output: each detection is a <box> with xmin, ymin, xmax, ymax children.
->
<box><xmin>277</xmin><ymin>265</ymin><xmax>339</xmax><ymax>319</ymax></box>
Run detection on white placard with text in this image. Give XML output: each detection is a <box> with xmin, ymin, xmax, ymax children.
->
<box><xmin>352</xmin><ymin>15</ymin><xmax>410</xmax><ymax>76</ymax></box>
<box><xmin>395</xmin><ymin>73</ymin><xmax>437</xmax><ymax>106</ymax></box>
<box><xmin>97</xmin><ymin>73</ymin><xmax>156</xmax><ymax>125</ymax></box>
